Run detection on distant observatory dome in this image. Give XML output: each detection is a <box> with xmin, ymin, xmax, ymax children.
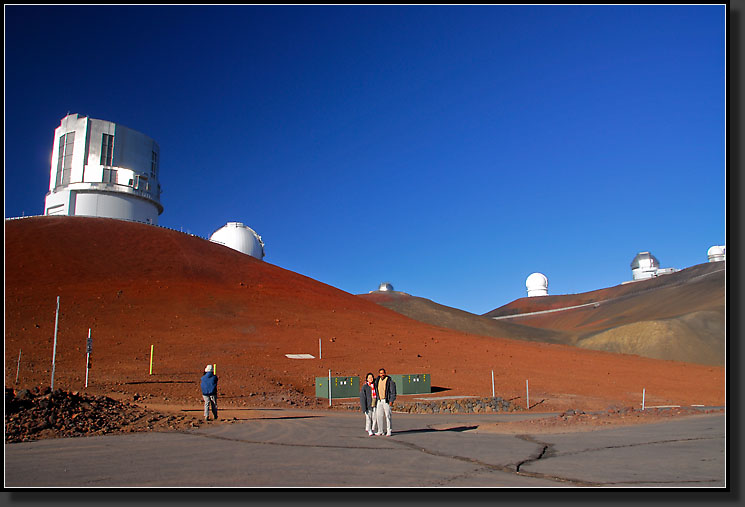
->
<box><xmin>630</xmin><ymin>252</ymin><xmax>660</xmax><ymax>280</ymax></box>
<box><xmin>707</xmin><ymin>245</ymin><xmax>726</xmax><ymax>262</ymax></box>
<box><xmin>378</xmin><ymin>282</ymin><xmax>394</xmax><ymax>292</ymax></box>
<box><xmin>526</xmin><ymin>273</ymin><xmax>548</xmax><ymax>297</ymax></box>
<box><xmin>209</xmin><ymin>222</ymin><xmax>265</xmax><ymax>259</ymax></box>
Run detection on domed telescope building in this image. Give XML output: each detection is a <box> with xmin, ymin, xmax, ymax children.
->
<box><xmin>378</xmin><ymin>282</ymin><xmax>394</xmax><ymax>292</ymax></box>
<box><xmin>630</xmin><ymin>252</ymin><xmax>660</xmax><ymax>280</ymax></box>
<box><xmin>209</xmin><ymin>222</ymin><xmax>265</xmax><ymax>259</ymax></box>
<box><xmin>707</xmin><ymin>245</ymin><xmax>726</xmax><ymax>263</ymax></box>
<box><xmin>526</xmin><ymin>272</ymin><xmax>548</xmax><ymax>297</ymax></box>
<box><xmin>43</xmin><ymin>113</ymin><xmax>163</xmax><ymax>224</ymax></box>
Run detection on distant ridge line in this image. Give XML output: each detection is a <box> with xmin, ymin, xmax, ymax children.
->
<box><xmin>4</xmin><ymin>215</ymin><xmax>207</xmax><ymax>240</ymax></box>
<box><xmin>491</xmin><ymin>266</ymin><xmax>725</xmax><ymax>321</ymax></box>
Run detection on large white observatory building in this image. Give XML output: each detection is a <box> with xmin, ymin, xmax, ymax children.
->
<box><xmin>526</xmin><ymin>272</ymin><xmax>549</xmax><ymax>297</ymax></box>
<box><xmin>209</xmin><ymin>222</ymin><xmax>265</xmax><ymax>259</ymax></box>
<box><xmin>43</xmin><ymin>114</ymin><xmax>163</xmax><ymax>224</ymax></box>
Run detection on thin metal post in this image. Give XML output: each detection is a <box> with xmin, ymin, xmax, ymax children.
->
<box><xmin>149</xmin><ymin>344</ymin><xmax>154</xmax><ymax>375</ymax></box>
<box><xmin>328</xmin><ymin>369</ymin><xmax>332</xmax><ymax>407</ymax></box>
<box><xmin>86</xmin><ymin>328</ymin><xmax>91</xmax><ymax>388</ymax></box>
<box><xmin>526</xmin><ymin>379</ymin><xmax>529</xmax><ymax>410</ymax></box>
<box><xmin>491</xmin><ymin>370</ymin><xmax>495</xmax><ymax>397</ymax></box>
<box><xmin>642</xmin><ymin>388</ymin><xmax>646</xmax><ymax>410</ymax></box>
<box><xmin>15</xmin><ymin>349</ymin><xmax>22</xmax><ymax>384</ymax></box>
<box><xmin>51</xmin><ymin>296</ymin><xmax>60</xmax><ymax>390</ymax></box>
<box><xmin>319</xmin><ymin>338</ymin><xmax>322</xmax><ymax>359</ymax></box>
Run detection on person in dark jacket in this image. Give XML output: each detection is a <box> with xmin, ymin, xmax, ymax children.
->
<box><xmin>374</xmin><ymin>368</ymin><xmax>396</xmax><ymax>436</ymax></box>
<box><xmin>360</xmin><ymin>372</ymin><xmax>378</xmax><ymax>436</ymax></box>
<box><xmin>201</xmin><ymin>364</ymin><xmax>218</xmax><ymax>421</ymax></box>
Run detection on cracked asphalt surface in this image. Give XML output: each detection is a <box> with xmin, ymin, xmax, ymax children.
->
<box><xmin>4</xmin><ymin>410</ymin><xmax>725</xmax><ymax>487</ymax></box>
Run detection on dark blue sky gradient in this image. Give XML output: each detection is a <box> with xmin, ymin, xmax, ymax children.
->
<box><xmin>4</xmin><ymin>5</ymin><xmax>726</xmax><ymax>313</ymax></box>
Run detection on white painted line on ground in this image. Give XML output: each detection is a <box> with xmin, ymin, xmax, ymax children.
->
<box><xmin>285</xmin><ymin>354</ymin><xmax>315</xmax><ymax>359</ymax></box>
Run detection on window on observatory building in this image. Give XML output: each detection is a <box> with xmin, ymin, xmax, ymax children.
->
<box><xmin>55</xmin><ymin>132</ymin><xmax>75</xmax><ymax>188</ymax></box>
<box><xmin>103</xmin><ymin>168</ymin><xmax>117</xmax><ymax>184</ymax></box>
<box><xmin>100</xmin><ymin>133</ymin><xmax>114</xmax><ymax>166</ymax></box>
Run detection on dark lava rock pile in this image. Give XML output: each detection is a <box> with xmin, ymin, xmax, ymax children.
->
<box><xmin>5</xmin><ymin>387</ymin><xmax>202</xmax><ymax>443</ymax></box>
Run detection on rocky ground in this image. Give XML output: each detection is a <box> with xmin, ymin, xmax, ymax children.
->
<box><xmin>7</xmin><ymin>386</ymin><xmax>723</xmax><ymax>444</ymax></box>
<box><xmin>4</xmin><ymin>387</ymin><xmax>204</xmax><ymax>443</ymax></box>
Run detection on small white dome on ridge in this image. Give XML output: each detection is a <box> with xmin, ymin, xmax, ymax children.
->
<box><xmin>707</xmin><ymin>245</ymin><xmax>725</xmax><ymax>262</ymax></box>
<box><xmin>526</xmin><ymin>273</ymin><xmax>548</xmax><ymax>297</ymax></box>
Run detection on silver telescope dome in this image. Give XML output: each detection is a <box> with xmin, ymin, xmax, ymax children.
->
<box><xmin>378</xmin><ymin>282</ymin><xmax>394</xmax><ymax>292</ymax></box>
<box><xmin>209</xmin><ymin>222</ymin><xmax>265</xmax><ymax>259</ymax></box>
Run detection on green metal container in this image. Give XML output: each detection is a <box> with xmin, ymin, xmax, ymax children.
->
<box><xmin>315</xmin><ymin>375</ymin><xmax>360</xmax><ymax>399</ymax></box>
<box><xmin>389</xmin><ymin>373</ymin><xmax>431</xmax><ymax>395</ymax></box>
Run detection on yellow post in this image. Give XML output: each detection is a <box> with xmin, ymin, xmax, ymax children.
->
<box><xmin>213</xmin><ymin>364</ymin><xmax>216</xmax><ymax>375</ymax></box>
<box><xmin>149</xmin><ymin>344</ymin><xmax>154</xmax><ymax>375</ymax></box>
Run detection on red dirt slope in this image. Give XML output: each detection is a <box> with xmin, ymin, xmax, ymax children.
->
<box><xmin>4</xmin><ymin>216</ymin><xmax>725</xmax><ymax>413</ymax></box>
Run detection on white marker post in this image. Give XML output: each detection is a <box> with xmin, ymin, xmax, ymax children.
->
<box><xmin>16</xmin><ymin>349</ymin><xmax>22</xmax><ymax>384</ymax></box>
<box><xmin>319</xmin><ymin>338</ymin><xmax>322</xmax><ymax>360</ymax></box>
<box><xmin>526</xmin><ymin>379</ymin><xmax>530</xmax><ymax>410</ymax></box>
<box><xmin>85</xmin><ymin>329</ymin><xmax>92</xmax><ymax>388</ymax></box>
<box><xmin>642</xmin><ymin>388</ymin><xmax>646</xmax><ymax>410</ymax></box>
<box><xmin>328</xmin><ymin>369</ymin><xmax>332</xmax><ymax>407</ymax></box>
<box><xmin>491</xmin><ymin>370</ymin><xmax>495</xmax><ymax>397</ymax></box>
<box><xmin>51</xmin><ymin>296</ymin><xmax>60</xmax><ymax>391</ymax></box>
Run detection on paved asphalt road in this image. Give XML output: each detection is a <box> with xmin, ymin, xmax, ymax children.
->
<box><xmin>4</xmin><ymin>409</ymin><xmax>726</xmax><ymax>488</ymax></box>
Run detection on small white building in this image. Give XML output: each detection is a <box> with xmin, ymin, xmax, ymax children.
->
<box><xmin>43</xmin><ymin>113</ymin><xmax>163</xmax><ymax>224</ymax></box>
<box><xmin>378</xmin><ymin>282</ymin><xmax>394</xmax><ymax>292</ymax></box>
<box><xmin>209</xmin><ymin>222</ymin><xmax>265</xmax><ymax>259</ymax></box>
<box><xmin>526</xmin><ymin>272</ymin><xmax>548</xmax><ymax>297</ymax></box>
<box><xmin>707</xmin><ymin>245</ymin><xmax>726</xmax><ymax>262</ymax></box>
<box><xmin>630</xmin><ymin>251</ymin><xmax>677</xmax><ymax>281</ymax></box>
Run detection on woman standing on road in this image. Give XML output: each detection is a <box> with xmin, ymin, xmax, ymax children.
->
<box><xmin>360</xmin><ymin>372</ymin><xmax>378</xmax><ymax>436</ymax></box>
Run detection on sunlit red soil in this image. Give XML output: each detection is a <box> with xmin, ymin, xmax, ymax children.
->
<box><xmin>5</xmin><ymin>217</ymin><xmax>725</xmax><ymax>416</ymax></box>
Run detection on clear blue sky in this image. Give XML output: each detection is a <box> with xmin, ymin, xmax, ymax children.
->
<box><xmin>4</xmin><ymin>5</ymin><xmax>727</xmax><ymax>314</ymax></box>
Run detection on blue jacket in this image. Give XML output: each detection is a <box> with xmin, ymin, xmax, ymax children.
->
<box><xmin>201</xmin><ymin>372</ymin><xmax>218</xmax><ymax>396</ymax></box>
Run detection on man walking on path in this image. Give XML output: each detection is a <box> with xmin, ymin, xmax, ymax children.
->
<box><xmin>374</xmin><ymin>368</ymin><xmax>396</xmax><ymax>436</ymax></box>
<box><xmin>201</xmin><ymin>364</ymin><xmax>218</xmax><ymax>421</ymax></box>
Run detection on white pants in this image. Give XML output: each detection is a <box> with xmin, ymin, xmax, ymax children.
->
<box><xmin>376</xmin><ymin>400</ymin><xmax>392</xmax><ymax>434</ymax></box>
<box><xmin>365</xmin><ymin>409</ymin><xmax>377</xmax><ymax>433</ymax></box>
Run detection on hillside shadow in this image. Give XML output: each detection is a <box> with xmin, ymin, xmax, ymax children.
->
<box><xmin>430</xmin><ymin>386</ymin><xmax>450</xmax><ymax>393</ymax></box>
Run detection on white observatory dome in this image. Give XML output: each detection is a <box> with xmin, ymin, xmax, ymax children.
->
<box><xmin>209</xmin><ymin>222</ymin><xmax>265</xmax><ymax>259</ymax></box>
<box><xmin>630</xmin><ymin>252</ymin><xmax>660</xmax><ymax>280</ymax></box>
<box><xmin>526</xmin><ymin>273</ymin><xmax>548</xmax><ymax>297</ymax></box>
<box><xmin>378</xmin><ymin>282</ymin><xmax>394</xmax><ymax>292</ymax></box>
<box><xmin>707</xmin><ymin>245</ymin><xmax>725</xmax><ymax>262</ymax></box>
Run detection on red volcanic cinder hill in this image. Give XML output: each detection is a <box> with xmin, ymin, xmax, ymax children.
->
<box><xmin>4</xmin><ymin>216</ymin><xmax>725</xmax><ymax>412</ymax></box>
